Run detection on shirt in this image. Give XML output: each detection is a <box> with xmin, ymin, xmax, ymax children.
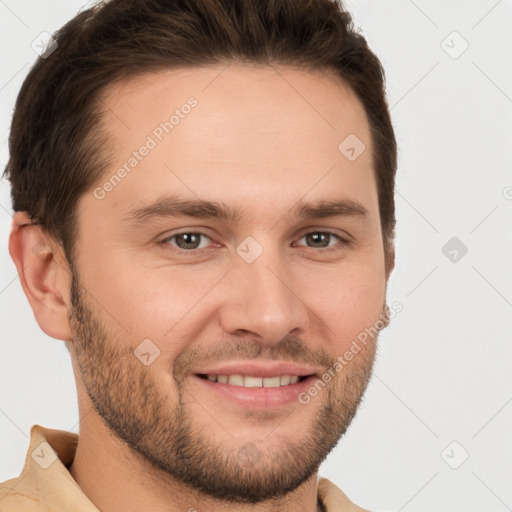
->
<box><xmin>0</xmin><ymin>424</ymin><xmax>373</xmax><ymax>511</ymax></box>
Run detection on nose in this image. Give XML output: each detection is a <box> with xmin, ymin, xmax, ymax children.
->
<box><xmin>218</xmin><ymin>249</ymin><xmax>310</xmax><ymax>344</ymax></box>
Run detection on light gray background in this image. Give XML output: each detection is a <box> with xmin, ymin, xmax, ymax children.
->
<box><xmin>1</xmin><ymin>1</ymin><xmax>511</xmax><ymax>511</ymax></box>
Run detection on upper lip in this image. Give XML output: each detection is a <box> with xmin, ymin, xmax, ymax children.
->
<box><xmin>192</xmin><ymin>361</ymin><xmax>318</xmax><ymax>378</ymax></box>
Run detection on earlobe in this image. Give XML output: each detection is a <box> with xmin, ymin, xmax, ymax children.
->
<box><xmin>8</xmin><ymin>211</ymin><xmax>73</xmax><ymax>341</ymax></box>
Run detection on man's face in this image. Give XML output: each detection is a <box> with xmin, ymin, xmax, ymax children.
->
<box><xmin>67</xmin><ymin>64</ymin><xmax>389</xmax><ymax>503</ymax></box>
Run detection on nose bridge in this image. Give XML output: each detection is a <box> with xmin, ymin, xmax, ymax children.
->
<box><xmin>220</xmin><ymin>242</ymin><xmax>308</xmax><ymax>340</ymax></box>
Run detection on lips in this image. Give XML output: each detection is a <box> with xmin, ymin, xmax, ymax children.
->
<box><xmin>188</xmin><ymin>361</ymin><xmax>318</xmax><ymax>408</ymax></box>
<box><xmin>190</xmin><ymin>361</ymin><xmax>318</xmax><ymax>379</ymax></box>
<box><xmin>192</xmin><ymin>372</ymin><xmax>318</xmax><ymax>409</ymax></box>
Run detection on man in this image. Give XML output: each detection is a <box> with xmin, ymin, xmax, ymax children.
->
<box><xmin>1</xmin><ymin>0</ymin><xmax>398</xmax><ymax>510</ymax></box>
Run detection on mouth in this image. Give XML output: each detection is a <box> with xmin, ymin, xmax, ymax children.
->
<box><xmin>191</xmin><ymin>371</ymin><xmax>318</xmax><ymax>409</ymax></box>
<box><xmin>196</xmin><ymin>373</ymin><xmax>311</xmax><ymax>387</ymax></box>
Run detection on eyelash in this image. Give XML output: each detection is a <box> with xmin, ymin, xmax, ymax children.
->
<box><xmin>158</xmin><ymin>230</ymin><xmax>351</xmax><ymax>254</ymax></box>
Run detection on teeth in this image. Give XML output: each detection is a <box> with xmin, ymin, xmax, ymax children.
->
<box><xmin>263</xmin><ymin>376</ymin><xmax>281</xmax><ymax>387</ymax></box>
<box><xmin>244</xmin><ymin>376</ymin><xmax>263</xmax><ymax>387</ymax></box>
<box><xmin>203</xmin><ymin>374</ymin><xmax>305</xmax><ymax>387</ymax></box>
<box><xmin>227</xmin><ymin>374</ymin><xmax>244</xmax><ymax>386</ymax></box>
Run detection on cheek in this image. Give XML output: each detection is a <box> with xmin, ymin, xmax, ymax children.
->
<box><xmin>299</xmin><ymin>262</ymin><xmax>386</xmax><ymax>340</ymax></box>
<box><xmin>90</xmin><ymin>262</ymin><xmax>221</xmax><ymax>340</ymax></box>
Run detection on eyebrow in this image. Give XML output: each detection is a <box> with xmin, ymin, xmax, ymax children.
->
<box><xmin>122</xmin><ymin>193</ymin><xmax>369</xmax><ymax>226</ymax></box>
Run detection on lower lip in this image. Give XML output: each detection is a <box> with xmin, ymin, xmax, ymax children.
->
<box><xmin>192</xmin><ymin>375</ymin><xmax>317</xmax><ymax>409</ymax></box>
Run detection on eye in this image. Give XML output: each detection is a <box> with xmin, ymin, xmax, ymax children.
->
<box><xmin>294</xmin><ymin>231</ymin><xmax>349</xmax><ymax>251</ymax></box>
<box><xmin>160</xmin><ymin>232</ymin><xmax>213</xmax><ymax>251</ymax></box>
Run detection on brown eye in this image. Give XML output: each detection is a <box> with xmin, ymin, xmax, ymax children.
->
<box><xmin>162</xmin><ymin>232</ymin><xmax>211</xmax><ymax>251</ymax></box>
<box><xmin>305</xmin><ymin>232</ymin><xmax>332</xmax><ymax>248</ymax></box>
<box><xmin>296</xmin><ymin>231</ymin><xmax>346</xmax><ymax>250</ymax></box>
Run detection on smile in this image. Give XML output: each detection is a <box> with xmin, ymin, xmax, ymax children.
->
<box><xmin>197</xmin><ymin>374</ymin><xmax>308</xmax><ymax>387</ymax></box>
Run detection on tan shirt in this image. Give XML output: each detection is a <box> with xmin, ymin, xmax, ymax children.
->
<box><xmin>0</xmin><ymin>424</ymin><xmax>372</xmax><ymax>511</ymax></box>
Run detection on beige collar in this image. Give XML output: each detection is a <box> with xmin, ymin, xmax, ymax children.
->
<box><xmin>3</xmin><ymin>424</ymin><xmax>367</xmax><ymax>512</ymax></box>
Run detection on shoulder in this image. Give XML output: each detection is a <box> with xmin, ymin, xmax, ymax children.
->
<box><xmin>318</xmin><ymin>476</ymin><xmax>370</xmax><ymax>511</ymax></box>
<box><xmin>318</xmin><ymin>476</ymin><xmax>394</xmax><ymax>512</ymax></box>
<box><xmin>0</xmin><ymin>475</ymin><xmax>49</xmax><ymax>512</ymax></box>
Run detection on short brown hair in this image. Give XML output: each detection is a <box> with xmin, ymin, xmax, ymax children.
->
<box><xmin>4</xmin><ymin>0</ymin><xmax>397</xmax><ymax>271</ymax></box>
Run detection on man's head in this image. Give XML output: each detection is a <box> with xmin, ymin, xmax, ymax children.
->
<box><xmin>6</xmin><ymin>0</ymin><xmax>397</xmax><ymax>506</ymax></box>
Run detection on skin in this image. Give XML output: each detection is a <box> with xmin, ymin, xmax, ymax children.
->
<box><xmin>9</xmin><ymin>63</ymin><xmax>394</xmax><ymax>512</ymax></box>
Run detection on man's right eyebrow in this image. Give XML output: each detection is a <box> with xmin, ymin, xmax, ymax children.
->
<box><xmin>122</xmin><ymin>195</ymin><xmax>244</xmax><ymax>225</ymax></box>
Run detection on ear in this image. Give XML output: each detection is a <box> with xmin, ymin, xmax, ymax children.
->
<box><xmin>8</xmin><ymin>211</ymin><xmax>73</xmax><ymax>341</ymax></box>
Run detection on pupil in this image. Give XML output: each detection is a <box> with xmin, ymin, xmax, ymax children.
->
<box><xmin>177</xmin><ymin>233</ymin><xmax>200</xmax><ymax>249</ymax></box>
<box><xmin>308</xmin><ymin>233</ymin><xmax>328</xmax><ymax>248</ymax></box>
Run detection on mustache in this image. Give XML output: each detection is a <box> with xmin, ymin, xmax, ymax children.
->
<box><xmin>173</xmin><ymin>336</ymin><xmax>334</xmax><ymax>381</ymax></box>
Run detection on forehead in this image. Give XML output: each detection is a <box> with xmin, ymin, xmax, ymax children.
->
<box><xmin>100</xmin><ymin>63</ymin><xmax>370</xmax><ymax>146</ymax></box>
<box><xmin>87</xmin><ymin>63</ymin><xmax>376</xmax><ymax>225</ymax></box>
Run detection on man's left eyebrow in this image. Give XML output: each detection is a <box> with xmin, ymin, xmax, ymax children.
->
<box><xmin>121</xmin><ymin>194</ymin><xmax>369</xmax><ymax>226</ymax></box>
<box><xmin>292</xmin><ymin>197</ymin><xmax>369</xmax><ymax>220</ymax></box>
